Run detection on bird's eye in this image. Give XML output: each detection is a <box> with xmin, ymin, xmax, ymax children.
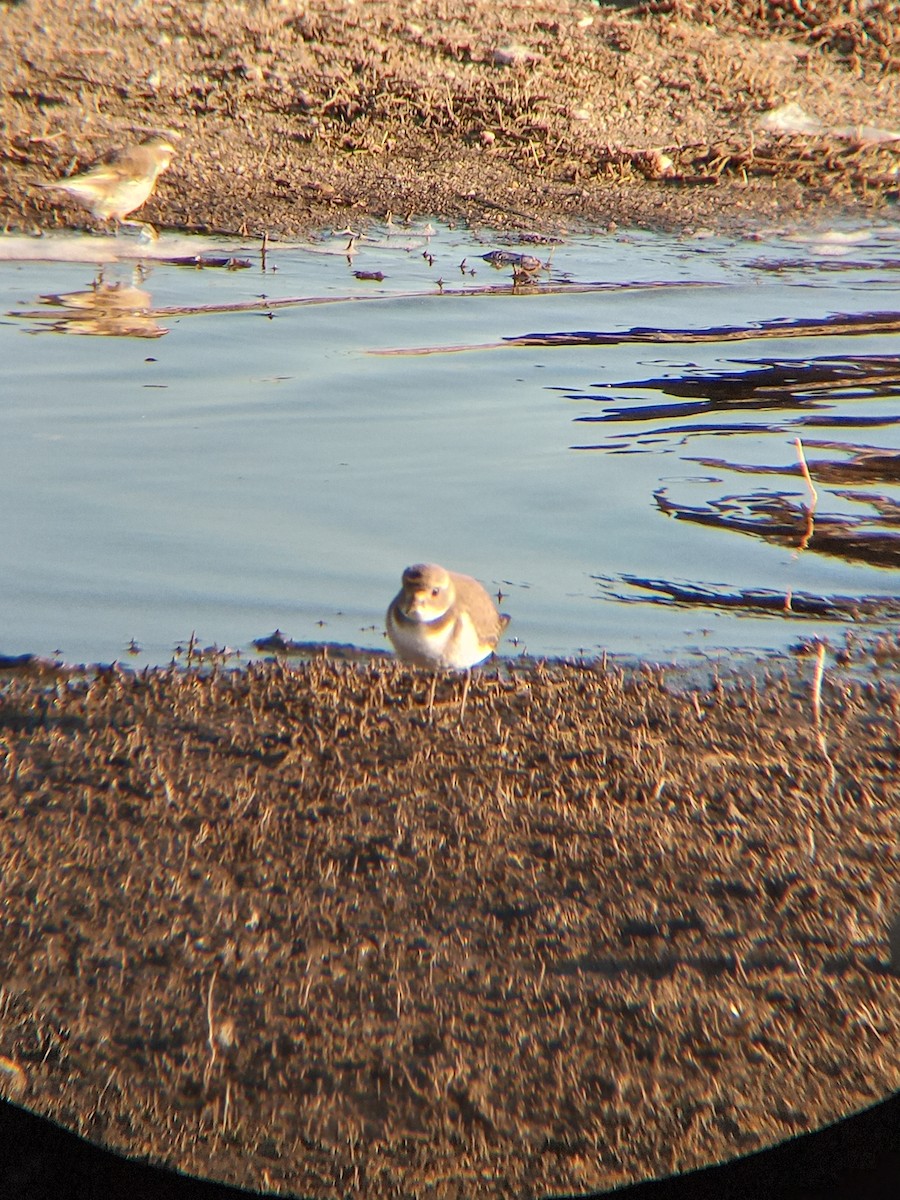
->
<box><xmin>431</xmin><ymin>587</ymin><xmax>440</xmax><ymax>596</ymax></box>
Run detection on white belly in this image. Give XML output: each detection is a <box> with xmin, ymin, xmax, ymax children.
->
<box><xmin>388</xmin><ymin>610</ymin><xmax>491</xmax><ymax>670</ymax></box>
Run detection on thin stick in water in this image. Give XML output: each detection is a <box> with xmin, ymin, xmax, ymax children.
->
<box><xmin>794</xmin><ymin>437</ymin><xmax>818</xmax><ymax>551</ymax></box>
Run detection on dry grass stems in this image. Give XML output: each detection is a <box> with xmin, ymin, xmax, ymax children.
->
<box><xmin>0</xmin><ymin>657</ymin><xmax>897</xmax><ymax>1198</ymax></box>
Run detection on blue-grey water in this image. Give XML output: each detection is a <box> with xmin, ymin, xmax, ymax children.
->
<box><xmin>1</xmin><ymin>220</ymin><xmax>898</xmax><ymax>668</ymax></box>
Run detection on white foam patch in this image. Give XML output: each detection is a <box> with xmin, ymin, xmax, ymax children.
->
<box><xmin>0</xmin><ymin>232</ymin><xmax>253</xmax><ymax>263</ymax></box>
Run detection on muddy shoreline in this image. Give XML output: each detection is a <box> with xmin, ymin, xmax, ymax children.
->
<box><xmin>2</xmin><ymin>2</ymin><xmax>898</xmax><ymax>241</ymax></box>
<box><xmin>1</xmin><ymin>653</ymin><xmax>898</xmax><ymax>1197</ymax></box>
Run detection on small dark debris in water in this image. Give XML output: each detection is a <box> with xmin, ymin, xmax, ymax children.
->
<box><xmin>163</xmin><ymin>255</ymin><xmax>252</xmax><ymax>269</ymax></box>
<box><xmin>790</xmin><ymin>637</ymin><xmax>831</xmax><ymax>657</ymax></box>
<box><xmin>353</xmin><ymin>270</ymin><xmax>385</xmax><ymax>281</ymax></box>
<box><xmin>170</xmin><ymin>638</ymin><xmax>239</xmax><ymax>665</ymax></box>
<box><xmin>253</xmin><ymin>629</ymin><xmax>310</xmax><ymax>652</ymax></box>
<box><xmin>0</xmin><ymin>653</ymin><xmax>42</xmax><ymax>670</ymax></box>
<box><xmin>505</xmin><ymin>232</ymin><xmax>562</xmax><ymax>245</ymax></box>
<box><xmin>252</xmin><ymin>631</ymin><xmax>390</xmax><ymax>661</ymax></box>
<box><xmin>482</xmin><ymin>250</ymin><xmax>542</xmax><ymax>272</ymax></box>
<box><xmin>0</xmin><ymin>653</ymin><xmax>65</xmax><ymax>678</ymax></box>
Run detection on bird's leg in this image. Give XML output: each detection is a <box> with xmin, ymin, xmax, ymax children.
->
<box><xmin>458</xmin><ymin>669</ymin><xmax>472</xmax><ymax>725</ymax></box>
<box><xmin>121</xmin><ymin>218</ymin><xmax>159</xmax><ymax>241</ymax></box>
<box><xmin>427</xmin><ymin>673</ymin><xmax>438</xmax><ymax>724</ymax></box>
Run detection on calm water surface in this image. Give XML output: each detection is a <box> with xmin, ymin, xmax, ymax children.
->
<box><xmin>1</xmin><ymin>220</ymin><xmax>898</xmax><ymax>667</ymax></box>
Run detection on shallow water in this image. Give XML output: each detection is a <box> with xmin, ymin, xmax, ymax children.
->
<box><xmin>1</xmin><ymin>220</ymin><xmax>898</xmax><ymax>668</ymax></box>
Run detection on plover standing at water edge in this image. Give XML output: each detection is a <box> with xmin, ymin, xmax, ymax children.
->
<box><xmin>39</xmin><ymin>135</ymin><xmax>177</xmax><ymax>238</ymax></box>
<box><xmin>386</xmin><ymin>562</ymin><xmax>509</xmax><ymax>722</ymax></box>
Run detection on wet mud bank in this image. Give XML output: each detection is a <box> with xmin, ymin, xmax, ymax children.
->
<box><xmin>2</xmin><ymin>1</ymin><xmax>898</xmax><ymax>239</ymax></box>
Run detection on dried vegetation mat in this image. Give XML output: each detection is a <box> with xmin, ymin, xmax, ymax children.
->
<box><xmin>0</xmin><ymin>659</ymin><xmax>897</xmax><ymax>1197</ymax></box>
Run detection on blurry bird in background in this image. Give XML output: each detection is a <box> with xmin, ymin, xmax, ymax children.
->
<box><xmin>39</xmin><ymin>134</ymin><xmax>177</xmax><ymax>238</ymax></box>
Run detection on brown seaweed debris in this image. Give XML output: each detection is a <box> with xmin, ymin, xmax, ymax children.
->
<box><xmin>653</xmin><ymin>487</ymin><xmax>900</xmax><ymax>570</ymax></box>
<box><xmin>567</xmin><ymin>357</ymin><xmax>900</xmax><ymax>446</ymax></box>
<box><xmin>609</xmin><ymin>576</ymin><xmax>900</xmax><ymax>620</ymax></box>
<box><xmin>689</xmin><ymin>443</ymin><xmax>900</xmax><ymax>488</ymax></box>
<box><xmin>0</xmin><ymin>658</ymin><xmax>897</xmax><ymax>1198</ymax></box>
<box><xmin>506</xmin><ymin>314</ymin><xmax>900</xmax><ymax>351</ymax></box>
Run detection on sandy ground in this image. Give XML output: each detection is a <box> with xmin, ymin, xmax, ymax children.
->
<box><xmin>1</xmin><ymin>1</ymin><xmax>899</xmax><ymax>240</ymax></box>
<box><xmin>0</xmin><ymin>2</ymin><xmax>899</xmax><ymax>1197</ymax></box>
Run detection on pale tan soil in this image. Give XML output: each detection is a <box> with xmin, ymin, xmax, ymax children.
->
<box><xmin>1</xmin><ymin>1</ymin><xmax>898</xmax><ymax>241</ymax></box>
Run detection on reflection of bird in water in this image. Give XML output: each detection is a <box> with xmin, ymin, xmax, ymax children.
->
<box><xmin>39</xmin><ymin>135</ymin><xmax>176</xmax><ymax>238</ymax></box>
<box><xmin>386</xmin><ymin>562</ymin><xmax>509</xmax><ymax>723</ymax></box>
<box><xmin>28</xmin><ymin>281</ymin><xmax>166</xmax><ymax>339</ymax></box>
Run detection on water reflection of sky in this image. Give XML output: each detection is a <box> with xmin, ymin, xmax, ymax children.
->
<box><xmin>1</xmin><ymin>221</ymin><xmax>898</xmax><ymax>667</ymax></box>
